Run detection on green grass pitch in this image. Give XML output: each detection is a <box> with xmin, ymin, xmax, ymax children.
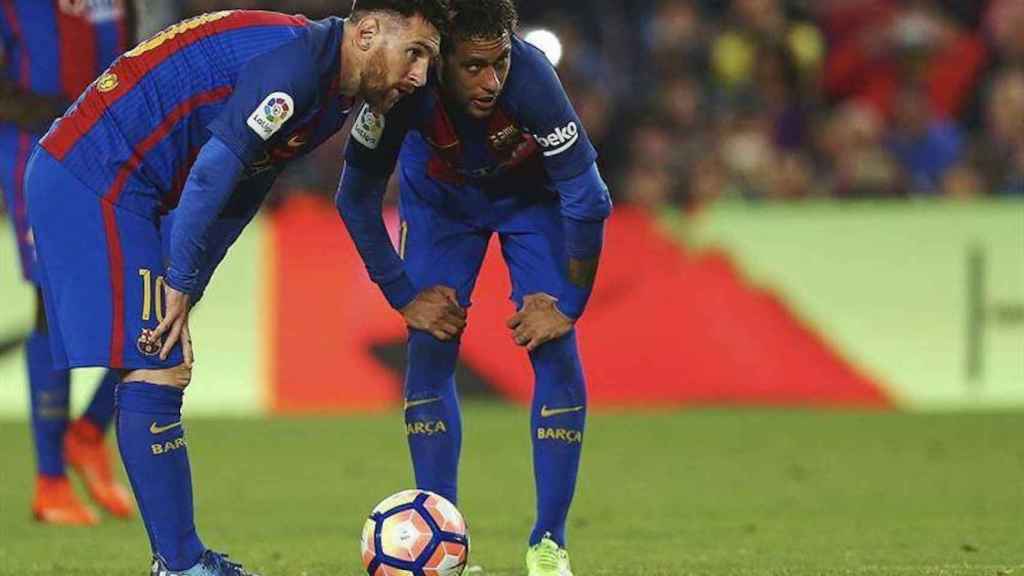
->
<box><xmin>1</xmin><ymin>405</ymin><xmax>1022</xmax><ymax>575</ymax></box>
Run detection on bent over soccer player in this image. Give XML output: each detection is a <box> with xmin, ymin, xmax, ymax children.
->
<box><xmin>1</xmin><ymin>0</ymin><xmax>135</xmax><ymax>524</ymax></box>
<box><xmin>337</xmin><ymin>1</ymin><xmax>611</xmax><ymax>574</ymax></box>
<box><xmin>26</xmin><ymin>3</ymin><xmax>447</xmax><ymax>574</ymax></box>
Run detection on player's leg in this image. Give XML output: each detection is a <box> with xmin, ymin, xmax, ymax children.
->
<box><xmin>25</xmin><ymin>288</ymin><xmax>100</xmax><ymax>525</ymax></box>
<box><xmin>404</xmin><ymin>332</ymin><xmax>463</xmax><ymax>504</ymax></box>
<box><xmin>3</xmin><ymin>156</ymin><xmax>96</xmax><ymax>525</ymax></box>
<box><xmin>30</xmin><ymin>279</ymin><xmax>132</xmax><ymax>520</ymax></box>
<box><xmin>65</xmin><ymin>367</ymin><xmax>135</xmax><ymax>518</ymax></box>
<box><xmin>522</xmin><ymin>330</ymin><xmax>585</xmax><ymax>576</ymax></box>
<box><xmin>77</xmin><ymin>371</ymin><xmax>118</xmax><ymax>434</ymax></box>
<box><xmin>26</xmin><ymin>148</ymin><xmax>206</xmax><ymax>571</ymax></box>
<box><xmin>24</xmin><ymin>291</ymin><xmax>70</xmax><ymax>486</ymax></box>
<box><xmin>117</xmin><ymin>205</ymin><xmax>263</xmax><ymax>574</ymax></box>
<box><xmin>399</xmin><ymin>178</ymin><xmax>490</xmax><ymax>505</ymax></box>
<box><xmin>500</xmin><ymin>202</ymin><xmax>584</xmax><ymax>574</ymax></box>
<box><xmin>112</xmin><ymin>216</ymin><xmax>205</xmax><ymax>571</ymax></box>
<box><xmin>524</xmin><ymin>331</ymin><xmax>586</xmax><ymax>541</ymax></box>
<box><xmin>58</xmin><ymin>235</ymin><xmax>133</xmax><ymax>517</ymax></box>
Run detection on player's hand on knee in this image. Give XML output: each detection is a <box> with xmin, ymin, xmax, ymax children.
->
<box><xmin>150</xmin><ymin>284</ymin><xmax>194</xmax><ymax>366</ymax></box>
<box><xmin>507</xmin><ymin>293</ymin><xmax>574</xmax><ymax>352</ymax></box>
<box><xmin>180</xmin><ymin>321</ymin><xmax>194</xmax><ymax>368</ymax></box>
<box><xmin>400</xmin><ymin>285</ymin><xmax>467</xmax><ymax>341</ymax></box>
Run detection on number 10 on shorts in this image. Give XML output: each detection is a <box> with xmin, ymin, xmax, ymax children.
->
<box><xmin>138</xmin><ymin>268</ymin><xmax>165</xmax><ymax>322</ymax></box>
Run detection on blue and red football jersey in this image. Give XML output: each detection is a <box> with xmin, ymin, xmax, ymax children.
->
<box><xmin>0</xmin><ymin>0</ymin><xmax>129</xmax><ymax>279</ymax></box>
<box><xmin>345</xmin><ymin>35</ymin><xmax>598</xmax><ymax>213</ymax></box>
<box><xmin>39</xmin><ymin>10</ymin><xmax>351</xmax><ymax>219</ymax></box>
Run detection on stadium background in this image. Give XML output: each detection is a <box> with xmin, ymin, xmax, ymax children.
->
<box><xmin>1</xmin><ymin>1</ymin><xmax>1023</xmax><ymax>575</ymax></box>
<box><xmin>1</xmin><ymin>0</ymin><xmax>1020</xmax><ymax>415</ymax></box>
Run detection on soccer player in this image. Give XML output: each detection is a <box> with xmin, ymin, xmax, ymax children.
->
<box><xmin>25</xmin><ymin>3</ymin><xmax>447</xmax><ymax>574</ymax></box>
<box><xmin>337</xmin><ymin>1</ymin><xmax>612</xmax><ymax>575</ymax></box>
<box><xmin>1</xmin><ymin>0</ymin><xmax>135</xmax><ymax>525</ymax></box>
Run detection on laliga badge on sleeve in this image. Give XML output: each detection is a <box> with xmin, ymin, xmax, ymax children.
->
<box><xmin>352</xmin><ymin>103</ymin><xmax>386</xmax><ymax>149</ymax></box>
<box><xmin>247</xmin><ymin>92</ymin><xmax>295</xmax><ymax>141</ymax></box>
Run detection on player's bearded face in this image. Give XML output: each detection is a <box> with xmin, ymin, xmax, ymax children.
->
<box><xmin>441</xmin><ymin>33</ymin><xmax>512</xmax><ymax>119</ymax></box>
<box><xmin>362</xmin><ymin>16</ymin><xmax>439</xmax><ymax>114</ymax></box>
<box><xmin>362</xmin><ymin>46</ymin><xmax>395</xmax><ymax>112</ymax></box>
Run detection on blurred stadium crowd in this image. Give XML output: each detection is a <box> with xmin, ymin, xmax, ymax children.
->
<box><xmin>8</xmin><ymin>0</ymin><xmax>1024</xmax><ymax>216</ymax></box>
<box><xmin>180</xmin><ymin>0</ymin><xmax>1024</xmax><ymax>208</ymax></box>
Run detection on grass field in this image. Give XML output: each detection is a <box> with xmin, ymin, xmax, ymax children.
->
<box><xmin>1</xmin><ymin>405</ymin><xmax>1022</xmax><ymax>576</ymax></box>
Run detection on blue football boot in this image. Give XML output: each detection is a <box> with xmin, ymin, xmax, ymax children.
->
<box><xmin>150</xmin><ymin>550</ymin><xmax>259</xmax><ymax>576</ymax></box>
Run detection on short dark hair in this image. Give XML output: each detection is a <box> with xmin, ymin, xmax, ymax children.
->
<box><xmin>351</xmin><ymin>0</ymin><xmax>451</xmax><ymax>37</ymax></box>
<box><xmin>445</xmin><ymin>0</ymin><xmax>518</xmax><ymax>51</ymax></box>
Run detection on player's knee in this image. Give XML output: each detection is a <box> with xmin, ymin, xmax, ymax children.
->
<box><xmin>529</xmin><ymin>331</ymin><xmax>586</xmax><ymax>386</ymax></box>
<box><xmin>122</xmin><ymin>363</ymin><xmax>192</xmax><ymax>389</ymax></box>
<box><xmin>531</xmin><ymin>329</ymin><xmax>578</xmax><ymax>358</ymax></box>
<box><xmin>408</xmin><ymin>329</ymin><xmax>461</xmax><ymax>365</ymax></box>
<box><xmin>406</xmin><ymin>330</ymin><xmax>460</xmax><ymax>386</ymax></box>
<box><xmin>410</xmin><ymin>328</ymin><xmax>462</xmax><ymax>350</ymax></box>
<box><xmin>169</xmin><ymin>364</ymin><xmax>192</xmax><ymax>389</ymax></box>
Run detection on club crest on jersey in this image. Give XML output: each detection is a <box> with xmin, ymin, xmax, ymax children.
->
<box><xmin>96</xmin><ymin>73</ymin><xmax>119</xmax><ymax>93</ymax></box>
<box><xmin>247</xmin><ymin>92</ymin><xmax>294</xmax><ymax>141</ymax></box>
<box><xmin>489</xmin><ymin>124</ymin><xmax>523</xmax><ymax>151</ymax></box>
<box><xmin>352</xmin><ymin>104</ymin><xmax>385</xmax><ymax>149</ymax></box>
<box><xmin>534</xmin><ymin>121</ymin><xmax>579</xmax><ymax>157</ymax></box>
<box><xmin>137</xmin><ymin>330</ymin><xmax>161</xmax><ymax>357</ymax></box>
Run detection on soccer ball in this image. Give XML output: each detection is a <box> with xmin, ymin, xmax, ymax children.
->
<box><xmin>360</xmin><ymin>489</ymin><xmax>470</xmax><ymax>576</ymax></box>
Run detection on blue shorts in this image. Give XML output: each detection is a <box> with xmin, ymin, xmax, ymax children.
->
<box><xmin>398</xmin><ymin>170</ymin><xmax>567</xmax><ymax>310</ymax></box>
<box><xmin>25</xmin><ymin>147</ymin><xmax>183</xmax><ymax>371</ymax></box>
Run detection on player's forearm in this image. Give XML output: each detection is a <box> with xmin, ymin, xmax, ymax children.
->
<box><xmin>165</xmin><ymin>136</ymin><xmax>245</xmax><ymax>296</ymax></box>
<box><xmin>556</xmin><ymin>163</ymin><xmax>612</xmax><ymax>222</ymax></box>
<box><xmin>0</xmin><ymin>80</ymin><xmax>68</xmax><ymax>131</ymax></box>
<box><xmin>566</xmin><ymin>217</ymin><xmax>604</xmax><ymax>289</ymax></box>
<box><xmin>554</xmin><ymin>163</ymin><xmax>612</xmax><ymax>319</ymax></box>
<box><xmin>559</xmin><ymin>218</ymin><xmax>604</xmax><ymax>319</ymax></box>
<box><xmin>335</xmin><ymin>165</ymin><xmax>417</xmax><ymax>309</ymax></box>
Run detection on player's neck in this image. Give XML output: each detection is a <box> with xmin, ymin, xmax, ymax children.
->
<box><xmin>339</xmin><ymin>20</ymin><xmax>363</xmax><ymax>98</ymax></box>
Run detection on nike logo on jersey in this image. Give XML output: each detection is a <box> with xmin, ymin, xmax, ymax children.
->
<box><xmin>540</xmin><ymin>405</ymin><xmax>584</xmax><ymax>418</ymax></box>
<box><xmin>404</xmin><ymin>397</ymin><xmax>442</xmax><ymax>410</ymax></box>
<box><xmin>287</xmin><ymin>134</ymin><xmax>306</xmax><ymax>148</ymax></box>
<box><xmin>149</xmin><ymin>421</ymin><xmax>182</xmax><ymax>435</ymax></box>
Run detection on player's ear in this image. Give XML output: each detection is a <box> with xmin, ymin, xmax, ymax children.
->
<box><xmin>356</xmin><ymin>16</ymin><xmax>381</xmax><ymax>51</ymax></box>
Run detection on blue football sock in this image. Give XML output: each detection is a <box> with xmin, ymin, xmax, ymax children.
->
<box><xmin>82</xmin><ymin>370</ymin><xmax>119</xmax><ymax>432</ymax></box>
<box><xmin>404</xmin><ymin>329</ymin><xmax>462</xmax><ymax>504</ymax></box>
<box><xmin>26</xmin><ymin>330</ymin><xmax>70</xmax><ymax>477</ymax></box>
<box><xmin>116</xmin><ymin>382</ymin><xmax>205</xmax><ymax>570</ymax></box>
<box><xmin>528</xmin><ymin>330</ymin><xmax>587</xmax><ymax>548</ymax></box>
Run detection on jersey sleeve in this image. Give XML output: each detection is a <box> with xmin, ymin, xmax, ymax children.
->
<box><xmin>343</xmin><ymin>92</ymin><xmax>420</xmax><ymax>178</ymax></box>
<box><xmin>510</xmin><ymin>41</ymin><xmax>598</xmax><ymax>182</ymax></box>
<box><xmin>207</xmin><ymin>28</ymin><xmax>318</xmax><ymax>165</ymax></box>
